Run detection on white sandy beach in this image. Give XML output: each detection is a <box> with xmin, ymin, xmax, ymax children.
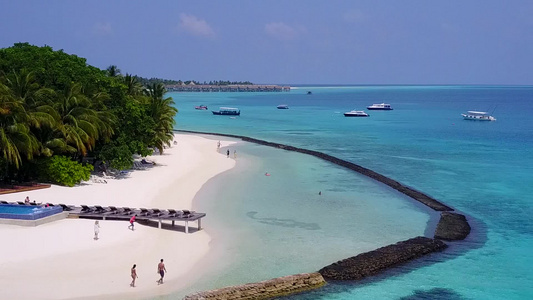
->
<box><xmin>0</xmin><ymin>133</ymin><xmax>237</xmax><ymax>300</ymax></box>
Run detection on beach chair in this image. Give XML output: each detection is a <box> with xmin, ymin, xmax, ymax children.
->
<box><xmin>94</xmin><ymin>205</ymin><xmax>107</xmax><ymax>213</ymax></box>
<box><xmin>107</xmin><ymin>206</ymin><xmax>120</xmax><ymax>214</ymax></box>
<box><xmin>139</xmin><ymin>208</ymin><xmax>150</xmax><ymax>216</ymax></box>
<box><xmin>167</xmin><ymin>209</ymin><xmax>180</xmax><ymax>217</ymax></box>
<box><xmin>59</xmin><ymin>204</ymin><xmax>73</xmax><ymax>211</ymax></box>
<box><xmin>81</xmin><ymin>205</ymin><xmax>94</xmax><ymax>212</ymax></box>
<box><xmin>121</xmin><ymin>207</ymin><xmax>135</xmax><ymax>215</ymax></box>
<box><xmin>17</xmin><ymin>201</ymin><xmax>27</xmax><ymax>205</ymax></box>
<box><xmin>150</xmin><ymin>208</ymin><xmax>164</xmax><ymax>217</ymax></box>
<box><xmin>0</xmin><ymin>200</ymin><xmax>8</xmax><ymax>204</ymax></box>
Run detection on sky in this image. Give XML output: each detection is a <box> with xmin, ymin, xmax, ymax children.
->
<box><xmin>1</xmin><ymin>1</ymin><xmax>532</xmax><ymax>85</ymax></box>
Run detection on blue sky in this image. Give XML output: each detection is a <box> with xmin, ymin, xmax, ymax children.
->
<box><xmin>1</xmin><ymin>1</ymin><xmax>532</xmax><ymax>85</ymax></box>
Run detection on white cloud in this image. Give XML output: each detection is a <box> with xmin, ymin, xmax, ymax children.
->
<box><xmin>343</xmin><ymin>10</ymin><xmax>365</xmax><ymax>23</ymax></box>
<box><xmin>93</xmin><ymin>22</ymin><xmax>112</xmax><ymax>36</ymax></box>
<box><xmin>265</xmin><ymin>22</ymin><xmax>302</xmax><ymax>41</ymax></box>
<box><xmin>178</xmin><ymin>13</ymin><xmax>214</xmax><ymax>37</ymax></box>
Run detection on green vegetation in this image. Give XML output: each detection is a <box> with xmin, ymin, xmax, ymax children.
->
<box><xmin>0</xmin><ymin>43</ymin><xmax>178</xmax><ymax>186</ymax></box>
<box><xmin>37</xmin><ymin>155</ymin><xmax>93</xmax><ymax>187</ymax></box>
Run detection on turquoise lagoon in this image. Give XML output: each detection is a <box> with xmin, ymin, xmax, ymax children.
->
<box><xmin>163</xmin><ymin>86</ymin><xmax>532</xmax><ymax>299</ymax></box>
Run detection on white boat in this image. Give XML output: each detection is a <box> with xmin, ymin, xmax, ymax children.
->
<box><xmin>367</xmin><ymin>103</ymin><xmax>393</xmax><ymax>110</ymax></box>
<box><xmin>344</xmin><ymin>110</ymin><xmax>369</xmax><ymax>117</ymax></box>
<box><xmin>277</xmin><ymin>104</ymin><xmax>289</xmax><ymax>109</ymax></box>
<box><xmin>461</xmin><ymin>111</ymin><xmax>496</xmax><ymax>121</ymax></box>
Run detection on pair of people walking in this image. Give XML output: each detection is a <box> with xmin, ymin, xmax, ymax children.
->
<box><xmin>130</xmin><ymin>259</ymin><xmax>167</xmax><ymax>287</ymax></box>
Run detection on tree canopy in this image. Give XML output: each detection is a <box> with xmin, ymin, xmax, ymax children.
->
<box><xmin>0</xmin><ymin>43</ymin><xmax>178</xmax><ymax>186</ymax></box>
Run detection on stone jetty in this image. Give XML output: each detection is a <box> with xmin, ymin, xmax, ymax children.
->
<box><xmin>319</xmin><ymin>237</ymin><xmax>448</xmax><ymax>280</ymax></box>
<box><xmin>183</xmin><ymin>273</ymin><xmax>325</xmax><ymax>300</ymax></box>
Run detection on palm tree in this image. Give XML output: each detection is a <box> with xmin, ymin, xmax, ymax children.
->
<box><xmin>123</xmin><ymin>74</ymin><xmax>142</xmax><ymax>96</ymax></box>
<box><xmin>106</xmin><ymin>65</ymin><xmax>121</xmax><ymax>77</ymax></box>
<box><xmin>144</xmin><ymin>83</ymin><xmax>177</xmax><ymax>154</ymax></box>
<box><xmin>0</xmin><ymin>70</ymin><xmax>49</xmax><ymax>168</ymax></box>
<box><xmin>54</xmin><ymin>82</ymin><xmax>115</xmax><ymax>156</ymax></box>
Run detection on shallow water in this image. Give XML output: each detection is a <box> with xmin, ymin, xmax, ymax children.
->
<box><xmin>163</xmin><ymin>86</ymin><xmax>533</xmax><ymax>299</ymax></box>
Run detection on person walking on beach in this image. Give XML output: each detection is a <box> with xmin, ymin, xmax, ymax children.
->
<box><xmin>94</xmin><ymin>220</ymin><xmax>100</xmax><ymax>240</ymax></box>
<box><xmin>233</xmin><ymin>150</ymin><xmax>237</xmax><ymax>158</ymax></box>
<box><xmin>128</xmin><ymin>215</ymin><xmax>136</xmax><ymax>231</ymax></box>
<box><xmin>217</xmin><ymin>140</ymin><xmax>221</xmax><ymax>151</ymax></box>
<box><xmin>157</xmin><ymin>259</ymin><xmax>167</xmax><ymax>285</ymax></box>
<box><xmin>130</xmin><ymin>264</ymin><xmax>138</xmax><ymax>287</ymax></box>
<box><xmin>226</xmin><ymin>149</ymin><xmax>230</xmax><ymax>158</ymax></box>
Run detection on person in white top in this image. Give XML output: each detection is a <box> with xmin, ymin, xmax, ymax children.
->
<box><xmin>94</xmin><ymin>221</ymin><xmax>100</xmax><ymax>240</ymax></box>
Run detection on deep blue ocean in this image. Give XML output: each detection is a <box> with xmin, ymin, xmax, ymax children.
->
<box><xmin>164</xmin><ymin>86</ymin><xmax>532</xmax><ymax>300</ymax></box>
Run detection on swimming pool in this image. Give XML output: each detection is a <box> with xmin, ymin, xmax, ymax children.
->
<box><xmin>0</xmin><ymin>204</ymin><xmax>63</xmax><ymax>220</ymax></box>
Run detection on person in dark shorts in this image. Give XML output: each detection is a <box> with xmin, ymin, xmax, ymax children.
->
<box><xmin>157</xmin><ymin>259</ymin><xmax>167</xmax><ymax>284</ymax></box>
<box><xmin>128</xmin><ymin>215</ymin><xmax>136</xmax><ymax>231</ymax></box>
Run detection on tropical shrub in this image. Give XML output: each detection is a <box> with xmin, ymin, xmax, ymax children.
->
<box><xmin>37</xmin><ymin>155</ymin><xmax>93</xmax><ymax>187</ymax></box>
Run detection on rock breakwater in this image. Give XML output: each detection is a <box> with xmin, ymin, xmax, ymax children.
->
<box><xmin>319</xmin><ymin>236</ymin><xmax>448</xmax><ymax>280</ymax></box>
<box><xmin>183</xmin><ymin>273</ymin><xmax>326</xmax><ymax>300</ymax></box>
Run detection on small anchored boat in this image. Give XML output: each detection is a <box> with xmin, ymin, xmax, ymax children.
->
<box><xmin>461</xmin><ymin>111</ymin><xmax>496</xmax><ymax>121</ymax></box>
<box><xmin>277</xmin><ymin>104</ymin><xmax>289</xmax><ymax>109</ymax></box>
<box><xmin>344</xmin><ymin>110</ymin><xmax>370</xmax><ymax>117</ymax></box>
<box><xmin>367</xmin><ymin>103</ymin><xmax>393</xmax><ymax>110</ymax></box>
<box><xmin>195</xmin><ymin>105</ymin><xmax>208</xmax><ymax>110</ymax></box>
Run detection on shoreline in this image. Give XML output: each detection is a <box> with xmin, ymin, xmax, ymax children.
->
<box><xmin>0</xmin><ymin>133</ymin><xmax>237</xmax><ymax>300</ymax></box>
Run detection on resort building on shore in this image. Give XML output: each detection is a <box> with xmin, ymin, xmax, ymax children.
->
<box><xmin>166</xmin><ymin>83</ymin><xmax>290</xmax><ymax>92</ymax></box>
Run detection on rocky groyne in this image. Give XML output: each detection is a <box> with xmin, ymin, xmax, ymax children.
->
<box><xmin>318</xmin><ymin>236</ymin><xmax>447</xmax><ymax>280</ymax></box>
<box><xmin>183</xmin><ymin>273</ymin><xmax>326</xmax><ymax>300</ymax></box>
<box><xmin>434</xmin><ymin>212</ymin><xmax>471</xmax><ymax>240</ymax></box>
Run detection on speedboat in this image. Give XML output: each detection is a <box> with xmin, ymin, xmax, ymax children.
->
<box><xmin>277</xmin><ymin>104</ymin><xmax>289</xmax><ymax>109</ymax></box>
<box><xmin>212</xmin><ymin>107</ymin><xmax>240</xmax><ymax>116</ymax></box>
<box><xmin>367</xmin><ymin>103</ymin><xmax>393</xmax><ymax>110</ymax></box>
<box><xmin>195</xmin><ymin>105</ymin><xmax>208</xmax><ymax>110</ymax></box>
<box><xmin>461</xmin><ymin>111</ymin><xmax>496</xmax><ymax>121</ymax></box>
<box><xmin>344</xmin><ymin>110</ymin><xmax>369</xmax><ymax>117</ymax></box>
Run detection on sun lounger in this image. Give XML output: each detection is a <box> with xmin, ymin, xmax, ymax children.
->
<box><xmin>107</xmin><ymin>206</ymin><xmax>120</xmax><ymax>214</ymax></box>
<box><xmin>17</xmin><ymin>201</ymin><xmax>27</xmax><ymax>205</ymax></box>
<box><xmin>121</xmin><ymin>207</ymin><xmax>135</xmax><ymax>215</ymax></box>
<box><xmin>150</xmin><ymin>209</ymin><xmax>165</xmax><ymax>217</ymax></box>
<box><xmin>81</xmin><ymin>205</ymin><xmax>95</xmax><ymax>212</ymax></box>
<box><xmin>59</xmin><ymin>203</ymin><xmax>73</xmax><ymax>211</ymax></box>
<box><xmin>1</xmin><ymin>200</ymin><xmax>8</xmax><ymax>204</ymax></box>
<box><xmin>94</xmin><ymin>205</ymin><xmax>107</xmax><ymax>213</ymax></box>
<box><xmin>139</xmin><ymin>208</ymin><xmax>151</xmax><ymax>216</ymax></box>
<box><xmin>167</xmin><ymin>209</ymin><xmax>180</xmax><ymax>217</ymax></box>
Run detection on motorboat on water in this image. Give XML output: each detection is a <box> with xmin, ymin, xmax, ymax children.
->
<box><xmin>307</xmin><ymin>91</ymin><xmax>312</xmax><ymax>95</ymax></box>
<box><xmin>344</xmin><ymin>110</ymin><xmax>369</xmax><ymax>117</ymax></box>
<box><xmin>461</xmin><ymin>111</ymin><xmax>496</xmax><ymax>121</ymax></box>
<box><xmin>367</xmin><ymin>103</ymin><xmax>393</xmax><ymax>110</ymax></box>
<box><xmin>195</xmin><ymin>105</ymin><xmax>208</xmax><ymax>110</ymax></box>
<box><xmin>212</xmin><ymin>107</ymin><xmax>240</xmax><ymax>116</ymax></box>
<box><xmin>277</xmin><ymin>104</ymin><xmax>289</xmax><ymax>109</ymax></box>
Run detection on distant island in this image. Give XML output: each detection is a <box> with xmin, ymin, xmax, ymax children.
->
<box><xmin>166</xmin><ymin>82</ymin><xmax>290</xmax><ymax>92</ymax></box>
<box><xmin>133</xmin><ymin>77</ymin><xmax>290</xmax><ymax>92</ymax></box>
